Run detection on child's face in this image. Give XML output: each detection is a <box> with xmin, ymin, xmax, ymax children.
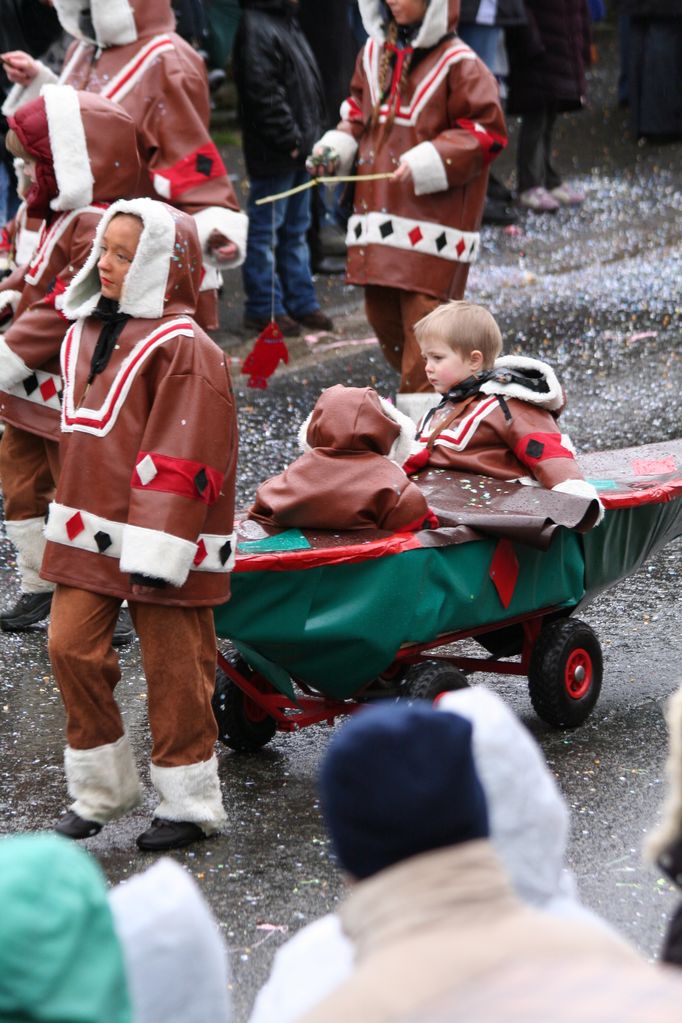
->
<box><xmin>97</xmin><ymin>214</ymin><xmax>143</xmax><ymax>302</ymax></box>
<box><xmin>386</xmin><ymin>0</ymin><xmax>428</xmax><ymax>25</ymax></box>
<box><xmin>420</xmin><ymin>337</ymin><xmax>483</xmax><ymax>394</ymax></box>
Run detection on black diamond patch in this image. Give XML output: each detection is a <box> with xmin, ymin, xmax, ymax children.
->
<box><xmin>23</xmin><ymin>373</ymin><xmax>39</xmax><ymax>395</ymax></box>
<box><xmin>490</xmin><ymin>141</ymin><xmax>503</xmax><ymax>154</ymax></box>
<box><xmin>94</xmin><ymin>530</ymin><xmax>112</xmax><ymax>552</ymax></box>
<box><xmin>195</xmin><ymin>468</ymin><xmax>208</xmax><ymax>494</ymax></box>
<box><xmin>354</xmin><ymin>222</ymin><xmax>363</xmax><ymax>239</ymax></box>
<box><xmin>525</xmin><ymin>439</ymin><xmax>545</xmax><ymax>459</ymax></box>
<box><xmin>379</xmin><ymin>220</ymin><xmax>394</xmax><ymax>238</ymax></box>
<box><xmin>435</xmin><ymin>232</ymin><xmax>447</xmax><ymax>252</ymax></box>
<box><xmin>195</xmin><ymin>153</ymin><xmax>214</xmax><ymax>176</ymax></box>
<box><xmin>219</xmin><ymin>540</ymin><xmax>232</xmax><ymax>566</ymax></box>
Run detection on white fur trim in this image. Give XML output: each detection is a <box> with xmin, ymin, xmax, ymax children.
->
<box><xmin>3</xmin><ymin>515</ymin><xmax>54</xmax><ymax>593</ymax></box>
<box><xmin>0</xmin><ymin>291</ymin><xmax>22</xmax><ymax>319</ymax></box>
<box><xmin>298</xmin><ymin>410</ymin><xmax>314</xmax><ymax>453</ymax></box>
<box><xmin>64</xmin><ymin>734</ymin><xmax>142</xmax><ymax>823</ymax></box>
<box><xmin>120</xmin><ymin>523</ymin><xmax>197</xmax><ymax>588</ymax></box>
<box><xmin>41</xmin><ymin>85</ymin><xmax>94</xmax><ymax>212</ymax></box>
<box><xmin>400</xmin><ymin>141</ymin><xmax>449</xmax><ymax>196</ymax></box>
<box><xmin>92</xmin><ymin>0</ymin><xmax>137</xmax><ymax>46</ymax></box>
<box><xmin>150</xmin><ymin>756</ymin><xmax>226</xmax><ymax>834</ymax></box>
<box><xmin>395</xmin><ymin>392</ymin><xmax>440</xmax><ymax>425</ymax></box>
<box><xmin>479</xmin><ymin>355</ymin><xmax>564</xmax><ymax>412</ymax></box>
<box><xmin>347</xmin><ymin>212</ymin><xmax>479</xmax><ymax>263</ymax></box>
<box><xmin>53</xmin><ymin>0</ymin><xmax>138</xmax><ymax>46</ymax></box>
<box><xmin>315</xmin><ymin>130</ymin><xmax>358</xmax><ymax>177</ymax></box>
<box><xmin>645</xmin><ymin>687</ymin><xmax>682</xmax><ymax>862</ymax></box>
<box><xmin>359</xmin><ymin>0</ymin><xmax>450</xmax><ymax>48</ymax></box>
<box><xmin>0</xmin><ymin>334</ymin><xmax>32</xmax><ymax>389</ymax></box>
<box><xmin>552</xmin><ymin>479</ymin><xmax>605</xmax><ymax>524</ymax></box>
<box><xmin>377</xmin><ymin>396</ymin><xmax>418</xmax><ymax>466</ymax></box>
<box><xmin>46</xmin><ymin>501</ymin><xmax>234</xmax><ymax>574</ymax></box>
<box><xmin>62</xmin><ymin>198</ymin><xmax>175</xmax><ymax>320</ymax></box>
<box><xmin>192</xmin><ymin>207</ymin><xmax>248</xmax><ymax>270</ymax></box>
<box><xmin>1</xmin><ymin>62</ymin><xmax>57</xmax><ymax>117</ymax></box>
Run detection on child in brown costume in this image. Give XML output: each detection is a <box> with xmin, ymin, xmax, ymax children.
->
<box><xmin>250</xmin><ymin>384</ymin><xmax>436</xmax><ymax>533</ymax></box>
<box><xmin>42</xmin><ymin>199</ymin><xmax>238</xmax><ymax>852</ymax></box>
<box><xmin>405</xmin><ymin>300</ymin><xmax>602</xmax><ymax>522</ymax></box>
<box><xmin>309</xmin><ymin>0</ymin><xmax>506</xmax><ymax>420</ymax></box>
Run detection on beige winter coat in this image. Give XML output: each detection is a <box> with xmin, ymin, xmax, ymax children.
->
<box><xmin>300</xmin><ymin>841</ymin><xmax>681</xmax><ymax>1023</ymax></box>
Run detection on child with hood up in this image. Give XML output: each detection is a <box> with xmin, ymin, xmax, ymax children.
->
<box><xmin>308</xmin><ymin>0</ymin><xmax>507</xmax><ymax>421</ymax></box>
<box><xmin>0</xmin><ymin>85</ymin><xmax>141</xmax><ymax>633</ymax></box>
<box><xmin>41</xmin><ymin>198</ymin><xmax>238</xmax><ymax>852</ymax></box>
<box><xmin>249</xmin><ymin>384</ymin><xmax>437</xmax><ymax>533</ymax></box>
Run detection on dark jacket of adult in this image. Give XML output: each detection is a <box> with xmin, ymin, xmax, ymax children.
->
<box><xmin>617</xmin><ymin>0</ymin><xmax>681</xmax><ymax>15</ymax></box>
<box><xmin>233</xmin><ymin>0</ymin><xmax>326</xmax><ymax>177</ymax></box>
<box><xmin>0</xmin><ymin>0</ymin><xmax>61</xmax><ymax>172</ymax></box>
<box><xmin>459</xmin><ymin>0</ymin><xmax>526</xmax><ymax>25</ymax></box>
<box><xmin>505</xmin><ymin>0</ymin><xmax>591</xmax><ymax>115</ymax></box>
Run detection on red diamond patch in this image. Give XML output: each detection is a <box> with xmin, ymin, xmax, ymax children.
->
<box><xmin>408</xmin><ymin>226</ymin><xmax>423</xmax><ymax>246</ymax></box>
<box><xmin>40</xmin><ymin>378</ymin><xmax>58</xmax><ymax>402</ymax></box>
<box><xmin>66</xmin><ymin>512</ymin><xmax>85</xmax><ymax>541</ymax></box>
<box><xmin>456</xmin><ymin>238</ymin><xmax>466</xmax><ymax>257</ymax></box>
<box><xmin>193</xmin><ymin>538</ymin><xmax>207</xmax><ymax>566</ymax></box>
<box><xmin>489</xmin><ymin>538</ymin><xmax>519</xmax><ymax>609</ymax></box>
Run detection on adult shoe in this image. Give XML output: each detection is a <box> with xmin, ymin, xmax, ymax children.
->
<box><xmin>243</xmin><ymin>313</ymin><xmax>301</xmax><ymax>337</ymax></box>
<box><xmin>518</xmin><ymin>187</ymin><xmax>560</xmax><ymax>213</ymax></box>
<box><xmin>295</xmin><ymin>310</ymin><xmax>334</xmax><ymax>331</ymax></box>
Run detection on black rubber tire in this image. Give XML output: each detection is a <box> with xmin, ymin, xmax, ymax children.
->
<box><xmin>403</xmin><ymin>660</ymin><xmax>470</xmax><ymax>702</ymax></box>
<box><xmin>212</xmin><ymin>658</ymin><xmax>277</xmax><ymax>753</ymax></box>
<box><xmin>527</xmin><ymin>618</ymin><xmax>602</xmax><ymax>728</ymax></box>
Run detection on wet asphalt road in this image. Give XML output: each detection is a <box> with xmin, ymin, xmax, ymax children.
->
<box><xmin>1</xmin><ymin>26</ymin><xmax>682</xmax><ymax>1022</ymax></box>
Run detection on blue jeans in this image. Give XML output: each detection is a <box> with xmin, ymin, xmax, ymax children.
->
<box><xmin>457</xmin><ymin>25</ymin><xmax>503</xmax><ymax>74</ymax></box>
<box><xmin>242</xmin><ymin>170</ymin><xmax>319</xmax><ymax>320</ymax></box>
<box><xmin>0</xmin><ymin>163</ymin><xmax>20</xmax><ymax>227</ymax></box>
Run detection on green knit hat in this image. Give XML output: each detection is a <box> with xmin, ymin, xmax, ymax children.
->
<box><xmin>0</xmin><ymin>833</ymin><xmax>131</xmax><ymax>1022</ymax></box>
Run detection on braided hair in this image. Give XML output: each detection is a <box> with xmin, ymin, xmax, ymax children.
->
<box><xmin>370</xmin><ymin>18</ymin><xmax>415</xmax><ymax>147</ymax></box>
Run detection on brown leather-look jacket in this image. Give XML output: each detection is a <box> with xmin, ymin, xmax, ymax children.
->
<box><xmin>249</xmin><ymin>385</ymin><xmax>434</xmax><ymax>533</ymax></box>
<box><xmin>316</xmin><ymin>0</ymin><xmax>507</xmax><ymax>301</ymax></box>
<box><xmin>41</xmin><ymin>200</ymin><xmax>238</xmax><ymax>606</ymax></box>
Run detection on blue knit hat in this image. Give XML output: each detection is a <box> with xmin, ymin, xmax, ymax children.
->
<box><xmin>319</xmin><ymin>702</ymin><xmax>489</xmax><ymax>879</ymax></box>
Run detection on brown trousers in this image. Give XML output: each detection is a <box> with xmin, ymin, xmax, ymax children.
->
<box><xmin>0</xmin><ymin>422</ymin><xmax>59</xmax><ymax>520</ymax></box>
<box><xmin>364</xmin><ymin>286</ymin><xmax>441</xmax><ymax>393</ymax></box>
<box><xmin>48</xmin><ymin>586</ymin><xmax>218</xmax><ymax>768</ymax></box>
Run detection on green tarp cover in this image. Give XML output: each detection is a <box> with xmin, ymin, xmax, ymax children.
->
<box><xmin>215</xmin><ymin>529</ymin><xmax>586</xmax><ymax>699</ymax></box>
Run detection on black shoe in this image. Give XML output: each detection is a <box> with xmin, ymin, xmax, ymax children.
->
<box><xmin>136</xmin><ymin>817</ymin><xmax>207</xmax><ymax>852</ymax></box>
<box><xmin>243</xmin><ymin>314</ymin><xmax>301</xmax><ymax>337</ymax></box>
<box><xmin>54</xmin><ymin>810</ymin><xmax>103</xmax><ymax>840</ymax></box>
<box><xmin>482</xmin><ymin>196</ymin><xmax>519</xmax><ymax>227</ymax></box>
<box><xmin>295</xmin><ymin>310</ymin><xmax>334</xmax><ymax>332</ymax></box>
<box><xmin>487</xmin><ymin>174</ymin><xmax>514</xmax><ymax>203</ymax></box>
<box><xmin>0</xmin><ymin>591</ymin><xmax>53</xmax><ymax>631</ymax></box>
<box><xmin>112</xmin><ymin>607</ymin><xmax>135</xmax><ymax>648</ymax></box>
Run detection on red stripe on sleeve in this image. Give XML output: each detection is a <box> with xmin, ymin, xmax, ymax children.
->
<box><xmin>514</xmin><ymin>432</ymin><xmax>576</xmax><ymax>466</ymax></box>
<box><xmin>152</xmin><ymin>142</ymin><xmax>228</xmax><ymax>200</ymax></box>
<box><xmin>132</xmin><ymin>451</ymin><xmax>224</xmax><ymax>504</ymax></box>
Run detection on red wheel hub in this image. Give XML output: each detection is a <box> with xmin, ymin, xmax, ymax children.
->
<box><xmin>564</xmin><ymin>648</ymin><xmax>592</xmax><ymax>700</ymax></box>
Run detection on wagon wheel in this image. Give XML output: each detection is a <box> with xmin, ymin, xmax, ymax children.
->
<box><xmin>212</xmin><ymin>656</ymin><xmax>277</xmax><ymax>753</ymax></box>
<box><xmin>527</xmin><ymin>618</ymin><xmax>602</xmax><ymax>728</ymax></box>
<box><xmin>403</xmin><ymin>660</ymin><xmax>470</xmax><ymax>702</ymax></box>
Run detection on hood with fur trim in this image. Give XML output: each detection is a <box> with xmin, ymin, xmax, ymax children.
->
<box><xmin>299</xmin><ymin>385</ymin><xmax>417</xmax><ymax>467</ymax></box>
<box><xmin>62</xmin><ymin>198</ymin><xmax>202</xmax><ymax>320</ymax></box>
<box><xmin>52</xmin><ymin>0</ymin><xmax>175</xmax><ymax>47</ymax></box>
<box><xmin>359</xmin><ymin>0</ymin><xmax>459</xmax><ymax>48</ymax></box>
<box><xmin>8</xmin><ymin>85</ymin><xmax>140</xmax><ymax>217</ymax></box>
<box><xmin>479</xmin><ymin>355</ymin><xmax>565</xmax><ymax>415</ymax></box>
